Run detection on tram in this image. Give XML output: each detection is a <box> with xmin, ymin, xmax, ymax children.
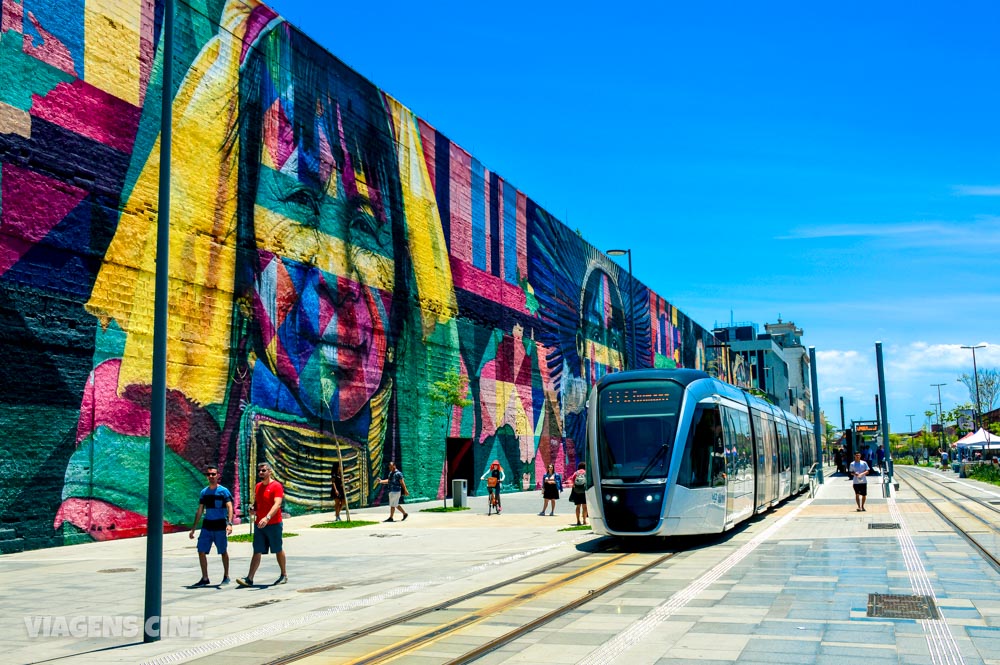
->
<box><xmin>585</xmin><ymin>369</ymin><xmax>816</xmax><ymax>536</ymax></box>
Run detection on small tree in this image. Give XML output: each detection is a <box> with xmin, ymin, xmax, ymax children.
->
<box><xmin>943</xmin><ymin>402</ymin><xmax>974</xmax><ymax>436</ymax></box>
<box><xmin>958</xmin><ymin>368</ymin><xmax>1000</xmax><ymax>414</ymax></box>
<box><xmin>428</xmin><ymin>370</ymin><xmax>473</xmax><ymax>417</ymax></box>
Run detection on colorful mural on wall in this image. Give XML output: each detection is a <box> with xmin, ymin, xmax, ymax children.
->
<box><xmin>0</xmin><ymin>0</ymin><xmax>722</xmax><ymax>552</ymax></box>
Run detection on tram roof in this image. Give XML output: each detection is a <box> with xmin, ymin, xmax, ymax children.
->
<box><xmin>596</xmin><ymin>368</ymin><xmax>711</xmax><ymax>390</ymax></box>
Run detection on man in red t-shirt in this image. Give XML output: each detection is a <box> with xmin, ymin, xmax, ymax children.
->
<box><xmin>236</xmin><ymin>463</ymin><xmax>288</xmax><ymax>586</ymax></box>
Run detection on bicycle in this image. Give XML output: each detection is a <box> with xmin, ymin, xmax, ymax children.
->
<box><xmin>486</xmin><ymin>477</ymin><xmax>502</xmax><ymax>516</ymax></box>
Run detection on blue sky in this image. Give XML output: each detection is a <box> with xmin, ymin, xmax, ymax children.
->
<box><xmin>263</xmin><ymin>0</ymin><xmax>1000</xmax><ymax>434</ymax></box>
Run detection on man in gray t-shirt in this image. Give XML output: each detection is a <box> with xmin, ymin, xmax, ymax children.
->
<box><xmin>850</xmin><ymin>452</ymin><xmax>870</xmax><ymax>512</ymax></box>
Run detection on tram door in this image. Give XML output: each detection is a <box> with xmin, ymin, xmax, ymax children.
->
<box><xmin>751</xmin><ymin>411</ymin><xmax>774</xmax><ymax>512</ymax></box>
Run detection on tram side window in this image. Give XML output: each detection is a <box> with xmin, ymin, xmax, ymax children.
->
<box><xmin>679</xmin><ymin>406</ymin><xmax>725</xmax><ymax>488</ymax></box>
<box><xmin>778</xmin><ymin>423</ymin><xmax>790</xmax><ymax>471</ymax></box>
<box><xmin>731</xmin><ymin>409</ymin><xmax>752</xmax><ymax>478</ymax></box>
<box><xmin>721</xmin><ymin>407</ymin><xmax>737</xmax><ymax>479</ymax></box>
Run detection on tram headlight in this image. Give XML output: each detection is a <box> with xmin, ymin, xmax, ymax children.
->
<box><xmin>646</xmin><ymin>494</ymin><xmax>653</xmax><ymax>502</ymax></box>
<box><xmin>605</xmin><ymin>494</ymin><xmax>618</xmax><ymax>503</ymax></box>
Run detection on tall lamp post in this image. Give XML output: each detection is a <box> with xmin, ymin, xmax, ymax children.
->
<box><xmin>932</xmin><ymin>383</ymin><xmax>946</xmax><ymax>452</ymax></box>
<box><xmin>606</xmin><ymin>249</ymin><xmax>634</xmax><ymax>369</ymax></box>
<box><xmin>960</xmin><ymin>344</ymin><xmax>986</xmax><ymax>430</ymax></box>
<box><xmin>145</xmin><ymin>0</ymin><xmax>174</xmax><ymax>643</ymax></box>
<box><xmin>906</xmin><ymin>414</ymin><xmax>915</xmax><ymax>434</ymax></box>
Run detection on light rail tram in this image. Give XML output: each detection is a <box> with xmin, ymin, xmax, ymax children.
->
<box><xmin>586</xmin><ymin>369</ymin><xmax>816</xmax><ymax>536</ymax></box>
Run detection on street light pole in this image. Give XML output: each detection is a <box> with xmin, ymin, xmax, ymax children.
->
<box><xmin>960</xmin><ymin>344</ymin><xmax>986</xmax><ymax>430</ymax></box>
<box><xmin>606</xmin><ymin>249</ymin><xmax>634</xmax><ymax>369</ymax></box>
<box><xmin>932</xmin><ymin>383</ymin><xmax>946</xmax><ymax>451</ymax></box>
<box><xmin>906</xmin><ymin>414</ymin><xmax>915</xmax><ymax>434</ymax></box>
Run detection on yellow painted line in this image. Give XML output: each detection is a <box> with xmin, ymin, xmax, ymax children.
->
<box><xmin>337</xmin><ymin>553</ymin><xmax>637</xmax><ymax>665</ymax></box>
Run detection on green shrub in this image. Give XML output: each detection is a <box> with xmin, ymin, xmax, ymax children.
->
<box><xmin>894</xmin><ymin>456</ymin><xmax>915</xmax><ymax>466</ymax></box>
<box><xmin>966</xmin><ymin>464</ymin><xmax>1000</xmax><ymax>486</ymax></box>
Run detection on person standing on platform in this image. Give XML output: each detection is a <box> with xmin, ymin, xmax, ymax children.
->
<box><xmin>567</xmin><ymin>462</ymin><xmax>588</xmax><ymax>525</ymax></box>
<box><xmin>236</xmin><ymin>463</ymin><xmax>288</xmax><ymax>587</ymax></box>
<box><xmin>539</xmin><ymin>464</ymin><xmax>562</xmax><ymax>516</ymax></box>
<box><xmin>834</xmin><ymin>447</ymin><xmax>844</xmax><ymax>475</ymax></box>
<box><xmin>876</xmin><ymin>446</ymin><xmax>886</xmax><ymax>474</ymax></box>
<box><xmin>330</xmin><ymin>462</ymin><xmax>346</xmax><ymax>522</ymax></box>
<box><xmin>850</xmin><ymin>451</ymin><xmax>870</xmax><ymax>511</ymax></box>
<box><xmin>379</xmin><ymin>461</ymin><xmax>409</xmax><ymax>522</ymax></box>
<box><xmin>189</xmin><ymin>466</ymin><xmax>233</xmax><ymax>586</ymax></box>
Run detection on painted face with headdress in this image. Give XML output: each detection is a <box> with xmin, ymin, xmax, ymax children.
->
<box><xmin>576</xmin><ymin>265</ymin><xmax>627</xmax><ymax>384</ymax></box>
<box><xmin>239</xmin><ymin>21</ymin><xmax>400</xmax><ymax>423</ymax></box>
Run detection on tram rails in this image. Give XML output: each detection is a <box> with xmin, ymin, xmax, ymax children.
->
<box><xmin>894</xmin><ymin>466</ymin><xmax>1000</xmax><ymax>573</ymax></box>
<box><xmin>267</xmin><ymin>548</ymin><xmax>676</xmax><ymax>664</ymax></box>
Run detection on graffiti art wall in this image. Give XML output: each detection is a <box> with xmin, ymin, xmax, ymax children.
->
<box><xmin>0</xmin><ymin>0</ymin><xmax>722</xmax><ymax>551</ymax></box>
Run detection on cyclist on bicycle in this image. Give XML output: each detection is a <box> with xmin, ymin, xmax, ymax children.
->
<box><xmin>481</xmin><ymin>460</ymin><xmax>505</xmax><ymax>513</ymax></box>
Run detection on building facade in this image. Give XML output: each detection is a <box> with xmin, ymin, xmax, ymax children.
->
<box><xmin>0</xmin><ymin>0</ymin><xmax>727</xmax><ymax>551</ymax></box>
<box><xmin>713</xmin><ymin>318</ymin><xmax>812</xmax><ymax>419</ymax></box>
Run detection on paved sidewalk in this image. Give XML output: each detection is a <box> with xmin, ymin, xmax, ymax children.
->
<box><xmin>2</xmin><ymin>468</ymin><xmax>1000</xmax><ymax>664</ymax></box>
<box><xmin>0</xmin><ymin>488</ymin><xmax>595</xmax><ymax>664</ymax></box>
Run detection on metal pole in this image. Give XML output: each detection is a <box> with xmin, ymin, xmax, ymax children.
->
<box><xmin>626</xmin><ymin>249</ymin><xmax>635</xmax><ymax>369</ymax></box>
<box><xmin>840</xmin><ymin>396</ymin><xmax>845</xmax><ymax>430</ymax></box>
<box><xmin>809</xmin><ymin>347</ymin><xmax>823</xmax><ymax>484</ymax></box>
<box><xmin>932</xmin><ymin>383</ymin><xmax>945</xmax><ymax>451</ymax></box>
<box><xmin>876</xmin><ymin>342</ymin><xmax>892</xmax><ymax>488</ymax></box>
<box><xmin>906</xmin><ymin>414</ymin><xmax>915</xmax><ymax>434</ymax></box>
<box><xmin>145</xmin><ymin>0</ymin><xmax>173</xmax><ymax>643</ymax></box>
<box><xmin>962</xmin><ymin>345</ymin><xmax>985</xmax><ymax>430</ymax></box>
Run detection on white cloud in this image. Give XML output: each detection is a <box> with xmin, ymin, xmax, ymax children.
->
<box><xmin>776</xmin><ymin>218</ymin><xmax>1000</xmax><ymax>247</ymax></box>
<box><xmin>777</xmin><ymin>222</ymin><xmax>942</xmax><ymax>240</ymax></box>
<box><xmin>953</xmin><ymin>185</ymin><xmax>1000</xmax><ymax>196</ymax></box>
<box><xmin>818</xmin><ymin>342</ymin><xmax>1000</xmax><ymax>432</ymax></box>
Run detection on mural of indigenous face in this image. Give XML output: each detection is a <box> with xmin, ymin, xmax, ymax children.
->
<box><xmin>576</xmin><ymin>265</ymin><xmax>627</xmax><ymax>385</ymax></box>
<box><xmin>527</xmin><ymin>203</ymin><xmax>628</xmax><ymax>470</ymax></box>
<box><xmin>240</xmin><ymin>26</ymin><xmax>398</xmax><ymax>423</ymax></box>
<box><xmin>233</xmin><ymin>12</ymin><xmax>410</xmax><ymax>512</ymax></box>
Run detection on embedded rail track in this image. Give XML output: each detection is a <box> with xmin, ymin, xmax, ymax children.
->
<box><xmin>266</xmin><ymin>548</ymin><xmax>675</xmax><ymax>664</ymax></box>
<box><xmin>894</xmin><ymin>466</ymin><xmax>1000</xmax><ymax>572</ymax></box>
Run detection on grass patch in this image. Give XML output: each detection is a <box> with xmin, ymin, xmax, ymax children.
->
<box><xmin>312</xmin><ymin>520</ymin><xmax>377</xmax><ymax>529</ymax></box>
<box><xmin>559</xmin><ymin>525</ymin><xmax>592</xmax><ymax>531</ymax></box>
<box><xmin>420</xmin><ymin>506</ymin><xmax>471</xmax><ymax>513</ymax></box>
<box><xmin>228</xmin><ymin>532</ymin><xmax>298</xmax><ymax>542</ymax></box>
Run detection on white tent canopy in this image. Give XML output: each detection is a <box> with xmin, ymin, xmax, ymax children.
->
<box><xmin>955</xmin><ymin>428</ymin><xmax>1000</xmax><ymax>449</ymax></box>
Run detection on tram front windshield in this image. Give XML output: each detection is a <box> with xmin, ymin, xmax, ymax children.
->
<box><xmin>597</xmin><ymin>380</ymin><xmax>683</xmax><ymax>480</ymax></box>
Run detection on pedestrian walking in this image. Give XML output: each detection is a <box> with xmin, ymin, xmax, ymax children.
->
<box><xmin>539</xmin><ymin>463</ymin><xmax>562</xmax><ymax>516</ymax></box>
<box><xmin>833</xmin><ymin>447</ymin><xmax>844</xmax><ymax>474</ymax></box>
<box><xmin>378</xmin><ymin>461</ymin><xmax>408</xmax><ymax>522</ymax></box>
<box><xmin>236</xmin><ymin>462</ymin><xmax>288</xmax><ymax>587</ymax></box>
<box><xmin>188</xmin><ymin>465</ymin><xmax>233</xmax><ymax>586</ymax></box>
<box><xmin>850</xmin><ymin>451</ymin><xmax>870</xmax><ymax>512</ymax></box>
<box><xmin>330</xmin><ymin>462</ymin><xmax>346</xmax><ymax>522</ymax></box>
<box><xmin>567</xmin><ymin>461</ymin><xmax>588</xmax><ymax>525</ymax></box>
<box><xmin>876</xmin><ymin>446</ymin><xmax>886</xmax><ymax>473</ymax></box>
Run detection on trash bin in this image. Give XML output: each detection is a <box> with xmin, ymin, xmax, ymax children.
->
<box><xmin>452</xmin><ymin>479</ymin><xmax>468</xmax><ymax>508</ymax></box>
